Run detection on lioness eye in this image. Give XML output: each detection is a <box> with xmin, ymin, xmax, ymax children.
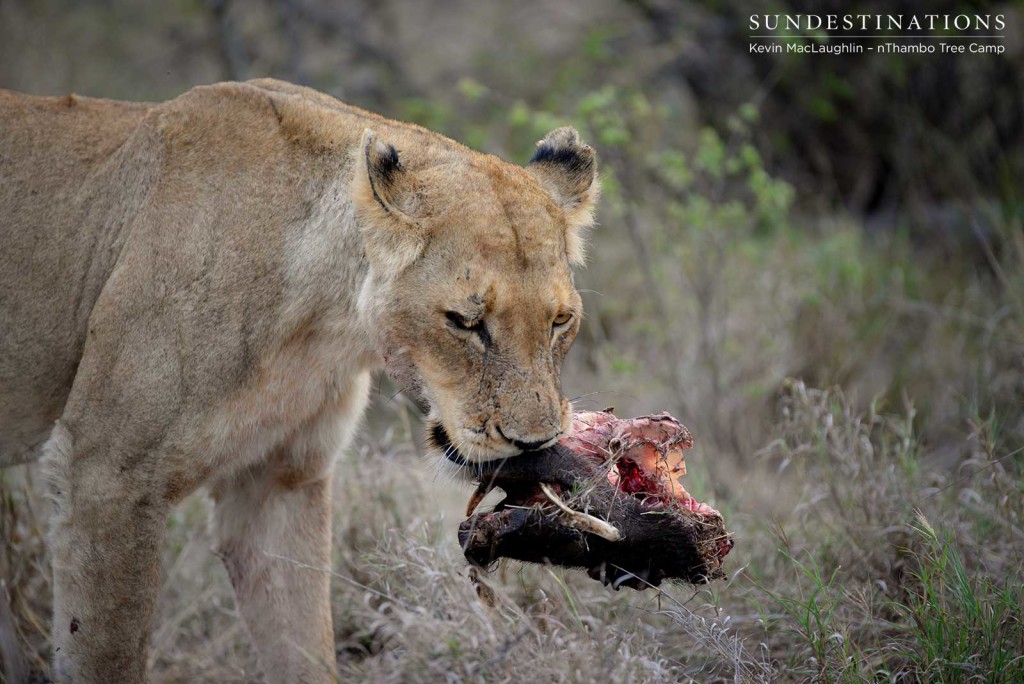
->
<box><xmin>553</xmin><ymin>312</ymin><xmax>573</xmax><ymax>327</ymax></box>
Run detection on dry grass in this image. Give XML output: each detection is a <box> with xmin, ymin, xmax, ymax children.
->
<box><xmin>2</xmin><ymin>414</ymin><xmax>769</xmax><ymax>683</ymax></box>
<box><xmin>3</xmin><ymin>375</ymin><xmax>1021</xmax><ymax>682</ymax></box>
<box><xmin>3</xmin><ymin>216</ymin><xmax>1023</xmax><ymax>682</ymax></box>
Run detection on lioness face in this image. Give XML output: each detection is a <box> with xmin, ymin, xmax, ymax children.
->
<box><xmin>392</xmin><ymin>178</ymin><xmax>582</xmax><ymax>463</ymax></box>
<box><xmin>354</xmin><ymin>127</ymin><xmax>599</xmax><ymax>465</ymax></box>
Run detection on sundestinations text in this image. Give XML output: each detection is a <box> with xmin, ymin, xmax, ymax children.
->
<box><xmin>749</xmin><ymin>14</ymin><xmax>1005</xmax><ymax>33</ymax></box>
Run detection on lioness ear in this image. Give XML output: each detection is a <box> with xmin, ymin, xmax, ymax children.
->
<box><xmin>527</xmin><ymin>127</ymin><xmax>600</xmax><ymax>266</ymax></box>
<box><xmin>353</xmin><ymin>128</ymin><xmax>426</xmax><ymax>273</ymax></box>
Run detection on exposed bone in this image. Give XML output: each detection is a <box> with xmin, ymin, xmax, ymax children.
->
<box><xmin>465</xmin><ymin>481</ymin><xmax>491</xmax><ymax>517</ymax></box>
<box><xmin>539</xmin><ymin>483</ymin><xmax>622</xmax><ymax>542</ymax></box>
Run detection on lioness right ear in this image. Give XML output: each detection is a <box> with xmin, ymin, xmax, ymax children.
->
<box><xmin>353</xmin><ymin>128</ymin><xmax>426</xmax><ymax>273</ymax></box>
<box><xmin>527</xmin><ymin>127</ymin><xmax>600</xmax><ymax>266</ymax></box>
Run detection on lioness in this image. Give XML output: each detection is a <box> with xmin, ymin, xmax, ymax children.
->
<box><xmin>0</xmin><ymin>79</ymin><xmax>598</xmax><ymax>682</ymax></box>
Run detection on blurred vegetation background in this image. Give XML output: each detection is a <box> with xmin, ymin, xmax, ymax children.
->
<box><xmin>1</xmin><ymin>0</ymin><xmax>1022</xmax><ymax>681</ymax></box>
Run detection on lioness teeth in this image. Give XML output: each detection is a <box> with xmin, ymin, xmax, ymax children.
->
<box><xmin>539</xmin><ymin>483</ymin><xmax>622</xmax><ymax>542</ymax></box>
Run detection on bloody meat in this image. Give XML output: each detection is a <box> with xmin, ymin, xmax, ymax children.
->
<box><xmin>458</xmin><ymin>411</ymin><xmax>733</xmax><ymax>590</ymax></box>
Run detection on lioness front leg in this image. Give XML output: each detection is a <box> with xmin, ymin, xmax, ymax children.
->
<box><xmin>43</xmin><ymin>422</ymin><xmax>171</xmax><ymax>684</ymax></box>
<box><xmin>212</xmin><ymin>461</ymin><xmax>336</xmax><ymax>683</ymax></box>
<box><xmin>211</xmin><ymin>379</ymin><xmax>369</xmax><ymax>684</ymax></box>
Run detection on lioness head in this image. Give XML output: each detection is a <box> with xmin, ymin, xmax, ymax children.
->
<box><xmin>353</xmin><ymin>126</ymin><xmax>599</xmax><ymax>466</ymax></box>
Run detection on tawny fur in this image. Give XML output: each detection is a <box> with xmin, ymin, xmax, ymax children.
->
<box><xmin>0</xmin><ymin>79</ymin><xmax>598</xmax><ymax>683</ymax></box>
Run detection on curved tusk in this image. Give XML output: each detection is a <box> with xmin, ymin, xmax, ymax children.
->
<box><xmin>466</xmin><ymin>481</ymin><xmax>490</xmax><ymax>517</ymax></box>
<box><xmin>539</xmin><ymin>483</ymin><xmax>621</xmax><ymax>542</ymax></box>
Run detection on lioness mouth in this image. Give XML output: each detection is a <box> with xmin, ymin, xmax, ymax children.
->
<box><xmin>428</xmin><ymin>421</ymin><xmax>538</xmax><ymax>471</ymax></box>
<box><xmin>456</xmin><ymin>411</ymin><xmax>734</xmax><ymax>590</ymax></box>
<box><xmin>428</xmin><ymin>422</ymin><xmax>472</xmax><ymax>469</ymax></box>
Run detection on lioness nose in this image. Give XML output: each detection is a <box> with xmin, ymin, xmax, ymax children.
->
<box><xmin>497</xmin><ymin>425</ymin><xmax>557</xmax><ymax>452</ymax></box>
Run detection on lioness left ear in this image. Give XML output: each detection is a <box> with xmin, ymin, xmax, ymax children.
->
<box><xmin>353</xmin><ymin>128</ymin><xmax>426</xmax><ymax>273</ymax></box>
<box><xmin>527</xmin><ymin>127</ymin><xmax>600</xmax><ymax>266</ymax></box>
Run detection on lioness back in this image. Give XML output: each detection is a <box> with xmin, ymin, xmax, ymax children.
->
<box><xmin>0</xmin><ymin>79</ymin><xmax>479</xmax><ymax>467</ymax></box>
